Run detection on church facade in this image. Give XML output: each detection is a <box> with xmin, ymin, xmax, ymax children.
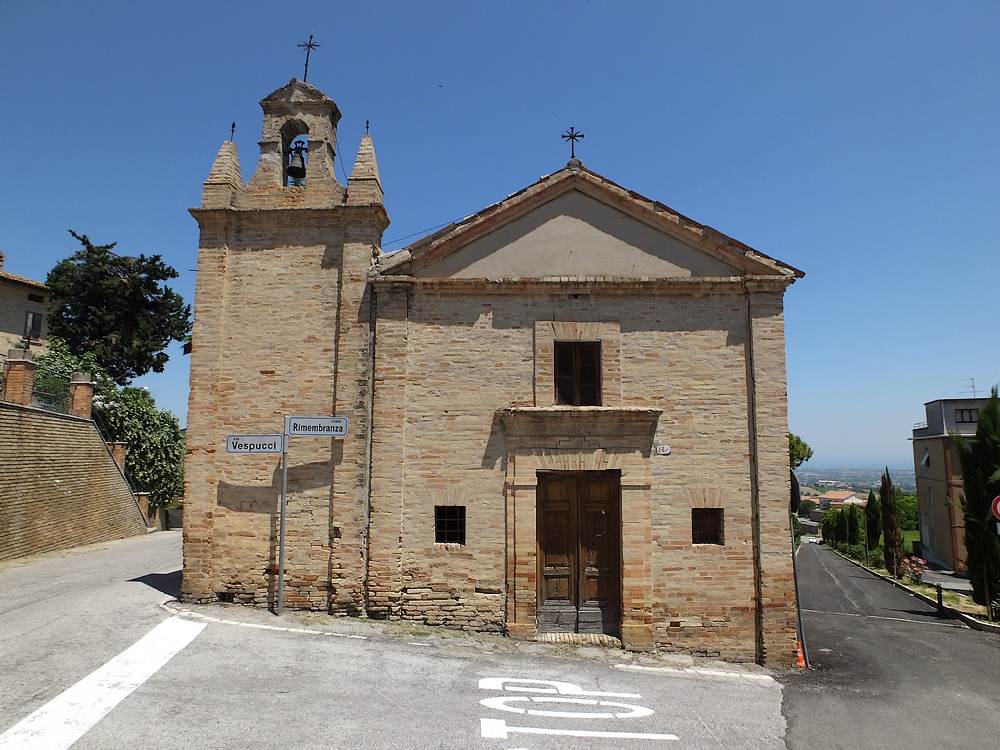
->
<box><xmin>181</xmin><ymin>79</ymin><xmax>804</xmax><ymax>666</ymax></box>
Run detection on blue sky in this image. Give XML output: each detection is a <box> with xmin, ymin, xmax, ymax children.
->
<box><xmin>1</xmin><ymin>1</ymin><xmax>996</xmax><ymax>467</ymax></box>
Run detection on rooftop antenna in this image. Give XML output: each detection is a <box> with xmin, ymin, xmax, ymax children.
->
<box><xmin>229</xmin><ymin>121</ymin><xmax>236</xmax><ymax>141</ymax></box>
<box><xmin>954</xmin><ymin>376</ymin><xmax>979</xmax><ymax>398</ymax></box>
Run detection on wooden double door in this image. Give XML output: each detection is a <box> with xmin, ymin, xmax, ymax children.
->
<box><xmin>537</xmin><ymin>472</ymin><xmax>621</xmax><ymax>635</ymax></box>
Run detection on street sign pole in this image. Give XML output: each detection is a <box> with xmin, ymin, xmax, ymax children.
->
<box><xmin>276</xmin><ymin>419</ymin><xmax>289</xmax><ymax>616</ymax></box>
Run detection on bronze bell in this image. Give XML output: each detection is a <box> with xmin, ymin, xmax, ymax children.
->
<box><xmin>286</xmin><ymin>140</ymin><xmax>308</xmax><ymax>180</ymax></box>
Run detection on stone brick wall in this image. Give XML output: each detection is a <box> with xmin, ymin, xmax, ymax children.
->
<box><xmin>182</xmin><ymin>215</ymin><xmax>384</xmax><ymax>611</ymax></box>
<box><xmin>367</xmin><ymin>284</ymin><xmax>798</xmax><ymax>664</ymax></box>
<box><xmin>0</xmin><ymin>401</ymin><xmax>147</xmax><ymax>561</ymax></box>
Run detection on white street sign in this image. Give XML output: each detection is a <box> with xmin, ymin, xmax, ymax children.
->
<box><xmin>286</xmin><ymin>416</ymin><xmax>348</xmax><ymax>438</ymax></box>
<box><xmin>226</xmin><ymin>434</ymin><xmax>284</xmax><ymax>454</ymax></box>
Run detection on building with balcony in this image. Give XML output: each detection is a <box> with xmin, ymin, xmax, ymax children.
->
<box><xmin>911</xmin><ymin>398</ymin><xmax>986</xmax><ymax>570</ymax></box>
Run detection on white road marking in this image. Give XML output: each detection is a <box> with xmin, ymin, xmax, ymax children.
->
<box><xmin>481</xmin><ymin>717</ymin><xmax>678</xmax><ymax>741</ymax></box>
<box><xmin>614</xmin><ymin>664</ymin><xmax>776</xmax><ymax>683</ymax></box>
<box><xmin>800</xmin><ymin>608</ymin><xmax>966</xmax><ymax>629</ymax></box>
<box><xmin>480</xmin><ymin>695</ymin><xmax>654</xmax><ymax>719</ymax></box>
<box><xmin>0</xmin><ymin>616</ymin><xmax>205</xmax><ymax>750</ymax></box>
<box><xmin>478</xmin><ymin>677</ymin><xmax>640</xmax><ymax>698</ymax></box>
<box><xmin>159</xmin><ymin>601</ymin><xmax>367</xmax><ymax>639</ymax></box>
<box><xmin>408</xmin><ymin>642</ymin><xmax>432</xmax><ymax>647</ymax></box>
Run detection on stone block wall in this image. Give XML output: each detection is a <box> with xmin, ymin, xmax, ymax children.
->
<box><xmin>0</xmin><ymin>401</ymin><xmax>147</xmax><ymax>561</ymax></box>
<box><xmin>182</xmin><ymin>210</ymin><xmax>383</xmax><ymax>613</ymax></box>
<box><xmin>367</xmin><ymin>285</ymin><xmax>797</xmax><ymax>663</ymax></box>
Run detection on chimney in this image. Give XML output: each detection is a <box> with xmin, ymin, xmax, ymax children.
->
<box><xmin>69</xmin><ymin>372</ymin><xmax>95</xmax><ymax>420</ymax></box>
<box><xmin>2</xmin><ymin>348</ymin><xmax>35</xmax><ymax>406</ymax></box>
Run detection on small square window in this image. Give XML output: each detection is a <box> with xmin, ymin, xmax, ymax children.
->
<box><xmin>692</xmin><ymin>508</ymin><xmax>724</xmax><ymax>545</ymax></box>
<box><xmin>434</xmin><ymin>505</ymin><xmax>466</xmax><ymax>545</ymax></box>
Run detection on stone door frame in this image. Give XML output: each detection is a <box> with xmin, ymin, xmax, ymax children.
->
<box><xmin>497</xmin><ymin>406</ymin><xmax>660</xmax><ymax>650</ymax></box>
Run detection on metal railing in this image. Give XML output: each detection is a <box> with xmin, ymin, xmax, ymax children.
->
<box><xmin>31</xmin><ymin>368</ymin><xmax>71</xmax><ymax>414</ymax></box>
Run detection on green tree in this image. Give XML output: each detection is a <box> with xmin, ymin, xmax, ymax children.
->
<box><xmin>895</xmin><ymin>491</ymin><xmax>919</xmax><ymax>531</ymax></box>
<box><xmin>880</xmin><ymin>468</ymin><xmax>903</xmax><ymax>577</ymax></box>
<box><xmin>847</xmin><ymin>504</ymin><xmax>862</xmax><ymax>546</ymax></box>
<box><xmin>953</xmin><ymin>387</ymin><xmax>1000</xmax><ymax>618</ymax></box>
<box><xmin>788</xmin><ymin>433</ymin><xmax>814</xmax><ymax>470</ymax></box>
<box><xmin>46</xmin><ymin>231</ymin><xmax>191</xmax><ymax>385</ymax></box>
<box><xmin>865</xmin><ymin>489</ymin><xmax>881</xmax><ymax>550</ymax></box>
<box><xmin>33</xmin><ymin>337</ymin><xmax>116</xmax><ymax>402</ymax></box>
<box><xmin>98</xmin><ymin>387</ymin><xmax>185</xmax><ymax>507</ymax></box>
<box><xmin>821</xmin><ymin>512</ymin><xmax>834</xmax><ymax>543</ymax></box>
<box><xmin>835</xmin><ymin>509</ymin><xmax>848</xmax><ymax>544</ymax></box>
<box><xmin>34</xmin><ymin>338</ymin><xmax>185</xmax><ymax>509</ymax></box>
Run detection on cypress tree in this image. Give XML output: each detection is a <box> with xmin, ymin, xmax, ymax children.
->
<box><xmin>865</xmin><ymin>489</ymin><xmax>881</xmax><ymax>550</ymax></box>
<box><xmin>880</xmin><ymin>468</ymin><xmax>902</xmax><ymax>577</ymax></box>
<box><xmin>847</xmin><ymin>504</ymin><xmax>861</xmax><ymax>546</ymax></box>
<box><xmin>953</xmin><ymin>387</ymin><xmax>1000</xmax><ymax>619</ymax></box>
<box><xmin>836</xmin><ymin>509</ymin><xmax>848</xmax><ymax>544</ymax></box>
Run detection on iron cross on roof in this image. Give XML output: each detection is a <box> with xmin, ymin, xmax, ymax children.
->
<box><xmin>297</xmin><ymin>34</ymin><xmax>319</xmax><ymax>82</ymax></box>
<box><xmin>561</xmin><ymin>126</ymin><xmax>584</xmax><ymax>159</ymax></box>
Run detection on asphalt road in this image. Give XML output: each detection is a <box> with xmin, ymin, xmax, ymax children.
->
<box><xmin>7</xmin><ymin>533</ymin><xmax>995</xmax><ymax>749</ymax></box>
<box><xmin>0</xmin><ymin>532</ymin><xmax>786</xmax><ymax>749</ymax></box>
<box><xmin>784</xmin><ymin>543</ymin><xmax>1000</xmax><ymax>749</ymax></box>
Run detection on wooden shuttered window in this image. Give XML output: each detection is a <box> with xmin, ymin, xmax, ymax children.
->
<box><xmin>554</xmin><ymin>341</ymin><xmax>602</xmax><ymax>406</ymax></box>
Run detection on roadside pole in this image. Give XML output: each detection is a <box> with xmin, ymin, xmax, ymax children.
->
<box><xmin>276</xmin><ymin>419</ymin><xmax>289</xmax><ymax>616</ymax></box>
<box><xmin>274</xmin><ymin>415</ymin><xmax>348</xmax><ymax>617</ymax></box>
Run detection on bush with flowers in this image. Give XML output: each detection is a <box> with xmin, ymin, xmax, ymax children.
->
<box><xmin>898</xmin><ymin>555</ymin><xmax>928</xmax><ymax>584</ymax></box>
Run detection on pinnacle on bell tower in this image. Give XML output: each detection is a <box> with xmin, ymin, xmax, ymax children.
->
<box><xmin>347</xmin><ymin>123</ymin><xmax>383</xmax><ymax>206</ymax></box>
<box><xmin>201</xmin><ymin>140</ymin><xmax>243</xmax><ymax>209</ymax></box>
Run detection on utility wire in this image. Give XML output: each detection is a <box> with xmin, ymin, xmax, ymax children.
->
<box><xmin>382</xmin><ymin>218</ymin><xmax>463</xmax><ymax>249</ymax></box>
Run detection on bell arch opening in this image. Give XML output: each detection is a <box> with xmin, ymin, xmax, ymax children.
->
<box><xmin>281</xmin><ymin>119</ymin><xmax>309</xmax><ymax>187</ymax></box>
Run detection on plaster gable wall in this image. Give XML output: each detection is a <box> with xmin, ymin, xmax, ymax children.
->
<box><xmin>414</xmin><ymin>190</ymin><xmax>737</xmax><ymax>279</ymax></box>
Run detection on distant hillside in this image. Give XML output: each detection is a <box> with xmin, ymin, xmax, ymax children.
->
<box><xmin>796</xmin><ymin>467</ymin><xmax>916</xmax><ymax>494</ymax></box>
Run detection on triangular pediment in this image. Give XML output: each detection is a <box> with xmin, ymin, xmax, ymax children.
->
<box><xmin>377</xmin><ymin>166</ymin><xmax>802</xmax><ymax>282</ymax></box>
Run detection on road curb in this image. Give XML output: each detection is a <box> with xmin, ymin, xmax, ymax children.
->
<box><xmin>159</xmin><ymin>600</ymin><xmax>370</xmax><ymax>640</ymax></box>
<box><xmin>826</xmin><ymin>547</ymin><xmax>1000</xmax><ymax>634</ymax></box>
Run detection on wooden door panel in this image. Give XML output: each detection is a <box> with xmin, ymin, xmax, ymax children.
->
<box><xmin>538</xmin><ymin>476</ymin><xmax>577</xmax><ymax>632</ymax></box>
<box><xmin>577</xmin><ymin>475</ymin><xmax>620</xmax><ymax>635</ymax></box>
<box><xmin>537</xmin><ymin>473</ymin><xmax>620</xmax><ymax>636</ymax></box>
